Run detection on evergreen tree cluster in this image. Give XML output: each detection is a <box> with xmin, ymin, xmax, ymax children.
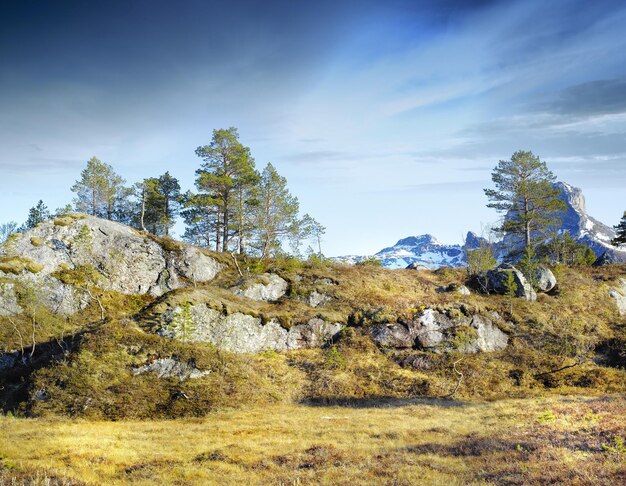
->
<box><xmin>8</xmin><ymin>127</ymin><xmax>324</xmax><ymax>259</ymax></box>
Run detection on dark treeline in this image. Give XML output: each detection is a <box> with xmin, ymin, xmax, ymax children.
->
<box><xmin>8</xmin><ymin>127</ymin><xmax>326</xmax><ymax>259</ymax></box>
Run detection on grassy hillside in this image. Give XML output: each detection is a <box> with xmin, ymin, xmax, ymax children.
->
<box><xmin>1</xmin><ymin>258</ymin><xmax>625</xmax><ymax>419</ymax></box>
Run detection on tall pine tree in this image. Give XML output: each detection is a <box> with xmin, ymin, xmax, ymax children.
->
<box><xmin>25</xmin><ymin>200</ymin><xmax>50</xmax><ymax>229</ymax></box>
<box><xmin>71</xmin><ymin>157</ymin><xmax>129</xmax><ymax>220</ymax></box>
<box><xmin>252</xmin><ymin>163</ymin><xmax>299</xmax><ymax>259</ymax></box>
<box><xmin>484</xmin><ymin>150</ymin><xmax>566</xmax><ymax>254</ymax></box>
<box><xmin>194</xmin><ymin>128</ymin><xmax>256</xmax><ymax>252</ymax></box>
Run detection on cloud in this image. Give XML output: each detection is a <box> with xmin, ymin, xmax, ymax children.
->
<box><xmin>533</xmin><ymin>78</ymin><xmax>626</xmax><ymax>117</ymax></box>
<box><xmin>0</xmin><ymin>157</ymin><xmax>82</xmax><ymax>175</ymax></box>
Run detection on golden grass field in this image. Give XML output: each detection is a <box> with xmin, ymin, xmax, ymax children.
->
<box><xmin>1</xmin><ymin>395</ymin><xmax>625</xmax><ymax>485</ymax></box>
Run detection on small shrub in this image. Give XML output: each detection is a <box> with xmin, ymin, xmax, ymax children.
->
<box><xmin>325</xmin><ymin>345</ymin><xmax>346</xmax><ymax>369</ymax></box>
<box><xmin>30</xmin><ymin>237</ymin><xmax>43</xmax><ymax>247</ymax></box>
<box><xmin>356</xmin><ymin>257</ymin><xmax>382</xmax><ymax>267</ymax></box>
<box><xmin>602</xmin><ymin>436</ymin><xmax>626</xmax><ymax>461</ymax></box>
<box><xmin>537</xmin><ymin>410</ymin><xmax>556</xmax><ymax>423</ymax></box>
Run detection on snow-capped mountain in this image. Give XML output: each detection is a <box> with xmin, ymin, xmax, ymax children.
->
<box><xmin>499</xmin><ymin>181</ymin><xmax>625</xmax><ymax>262</ymax></box>
<box><xmin>554</xmin><ymin>182</ymin><xmax>623</xmax><ymax>259</ymax></box>
<box><xmin>334</xmin><ymin>181</ymin><xmax>625</xmax><ymax>269</ymax></box>
<box><xmin>334</xmin><ymin>232</ymin><xmax>486</xmax><ymax>269</ymax></box>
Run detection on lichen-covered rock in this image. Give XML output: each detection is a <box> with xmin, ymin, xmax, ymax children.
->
<box><xmin>414</xmin><ymin>309</ymin><xmax>454</xmax><ymax>348</ymax></box>
<box><xmin>486</xmin><ymin>264</ymin><xmax>536</xmax><ymax>301</ymax></box>
<box><xmin>159</xmin><ymin>304</ymin><xmax>343</xmax><ymax>352</ymax></box>
<box><xmin>534</xmin><ymin>266</ymin><xmax>557</xmax><ymax>293</ymax></box>
<box><xmin>370</xmin><ymin>322</ymin><xmax>415</xmax><ymax>348</ymax></box>
<box><xmin>0</xmin><ymin>282</ymin><xmax>22</xmax><ymax>316</ymax></box>
<box><xmin>609</xmin><ymin>279</ymin><xmax>626</xmax><ymax>317</ymax></box>
<box><xmin>437</xmin><ymin>284</ymin><xmax>471</xmax><ymax>296</ymax></box>
<box><xmin>286</xmin><ymin>318</ymin><xmax>342</xmax><ymax>349</ymax></box>
<box><xmin>460</xmin><ymin>315</ymin><xmax>509</xmax><ymax>352</ymax></box>
<box><xmin>0</xmin><ymin>214</ymin><xmax>222</xmax><ymax>315</ymax></box>
<box><xmin>308</xmin><ymin>291</ymin><xmax>331</xmax><ymax>308</ymax></box>
<box><xmin>370</xmin><ymin>308</ymin><xmax>508</xmax><ymax>353</ymax></box>
<box><xmin>172</xmin><ymin>246</ymin><xmax>222</xmax><ymax>284</ymax></box>
<box><xmin>233</xmin><ymin>273</ymin><xmax>288</xmax><ymax>302</ymax></box>
<box><xmin>456</xmin><ymin>285</ymin><xmax>471</xmax><ymax>296</ymax></box>
<box><xmin>132</xmin><ymin>358</ymin><xmax>209</xmax><ymax>380</ymax></box>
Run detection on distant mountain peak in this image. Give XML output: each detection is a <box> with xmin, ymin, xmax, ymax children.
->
<box><xmin>334</xmin><ymin>180</ymin><xmax>626</xmax><ymax>269</ymax></box>
<box><xmin>393</xmin><ymin>234</ymin><xmax>440</xmax><ymax>247</ymax></box>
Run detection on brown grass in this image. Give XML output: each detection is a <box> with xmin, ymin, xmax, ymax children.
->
<box><xmin>1</xmin><ymin>395</ymin><xmax>625</xmax><ymax>485</ymax></box>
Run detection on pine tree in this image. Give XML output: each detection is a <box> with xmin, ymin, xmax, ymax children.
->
<box><xmin>194</xmin><ymin>128</ymin><xmax>256</xmax><ymax>252</ymax></box>
<box><xmin>156</xmin><ymin>172</ymin><xmax>181</xmax><ymax>236</ymax></box>
<box><xmin>484</xmin><ymin>150</ymin><xmax>566</xmax><ymax>254</ymax></box>
<box><xmin>295</xmin><ymin>213</ymin><xmax>326</xmax><ymax>257</ymax></box>
<box><xmin>25</xmin><ymin>200</ymin><xmax>50</xmax><ymax>229</ymax></box>
<box><xmin>71</xmin><ymin>156</ymin><xmax>129</xmax><ymax>220</ymax></box>
<box><xmin>134</xmin><ymin>173</ymin><xmax>181</xmax><ymax>235</ymax></box>
<box><xmin>181</xmin><ymin>192</ymin><xmax>219</xmax><ymax>248</ymax></box>
<box><xmin>252</xmin><ymin>163</ymin><xmax>300</xmax><ymax>259</ymax></box>
<box><xmin>612</xmin><ymin>211</ymin><xmax>626</xmax><ymax>247</ymax></box>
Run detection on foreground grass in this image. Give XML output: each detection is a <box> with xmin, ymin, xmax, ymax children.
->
<box><xmin>1</xmin><ymin>395</ymin><xmax>625</xmax><ymax>485</ymax></box>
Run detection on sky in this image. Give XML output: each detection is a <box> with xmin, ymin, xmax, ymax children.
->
<box><xmin>1</xmin><ymin>0</ymin><xmax>625</xmax><ymax>256</ymax></box>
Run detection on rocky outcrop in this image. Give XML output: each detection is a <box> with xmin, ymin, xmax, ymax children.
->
<box><xmin>370</xmin><ymin>308</ymin><xmax>509</xmax><ymax>353</ymax></box>
<box><xmin>132</xmin><ymin>358</ymin><xmax>210</xmax><ymax>381</ymax></box>
<box><xmin>486</xmin><ymin>264</ymin><xmax>536</xmax><ymax>301</ymax></box>
<box><xmin>0</xmin><ymin>215</ymin><xmax>222</xmax><ymax>315</ymax></box>
<box><xmin>406</xmin><ymin>262</ymin><xmax>431</xmax><ymax>271</ymax></box>
<box><xmin>437</xmin><ymin>283</ymin><xmax>471</xmax><ymax>296</ymax></box>
<box><xmin>308</xmin><ymin>291</ymin><xmax>331</xmax><ymax>308</ymax></box>
<box><xmin>232</xmin><ymin>273</ymin><xmax>288</xmax><ymax>302</ymax></box>
<box><xmin>534</xmin><ymin>266</ymin><xmax>557</xmax><ymax>293</ymax></box>
<box><xmin>286</xmin><ymin>318</ymin><xmax>342</xmax><ymax>349</ymax></box>
<box><xmin>609</xmin><ymin>279</ymin><xmax>626</xmax><ymax>317</ymax></box>
<box><xmin>0</xmin><ymin>283</ymin><xmax>23</xmax><ymax>316</ymax></box>
<box><xmin>159</xmin><ymin>304</ymin><xmax>343</xmax><ymax>352</ymax></box>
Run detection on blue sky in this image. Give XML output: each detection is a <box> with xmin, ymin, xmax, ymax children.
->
<box><xmin>1</xmin><ymin>0</ymin><xmax>625</xmax><ymax>255</ymax></box>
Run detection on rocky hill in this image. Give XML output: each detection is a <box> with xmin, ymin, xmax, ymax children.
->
<box><xmin>1</xmin><ymin>213</ymin><xmax>625</xmax><ymax>418</ymax></box>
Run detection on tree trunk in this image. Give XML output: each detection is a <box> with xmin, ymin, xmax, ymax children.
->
<box><xmin>215</xmin><ymin>209</ymin><xmax>221</xmax><ymax>252</ymax></box>
<box><xmin>524</xmin><ymin>196</ymin><xmax>531</xmax><ymax>248</ymax></box>
<box><xmin>164</xmin><ymin>195</ymin><xmax>170</xmax><ymax>236</ymax></box>
<box><xmin>222</xmin><ymin>195</ymin><xmax>229</xmax><ymax>252</ymax></box>
<box><xmin>140</xmin><ymin>186</ymin><xmax>146</xmax><ymax>231</ymax></box>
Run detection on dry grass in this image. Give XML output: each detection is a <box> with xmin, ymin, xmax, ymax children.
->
<box><xmin>1</xmin><ymin>395</ymin><xmax>625</xmax><ymax>485</ymax></box>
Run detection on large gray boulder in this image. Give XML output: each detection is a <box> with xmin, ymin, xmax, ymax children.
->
<box><xmin>132</xmin><ymin>358</ymin><xmax>210</xmax><ymax>381</ymax></box>
<box><xmin>370</xmin><ymin>322</ymin><xmax>416</xmax><ymax>348</ymax></box>
<box><xmin>486</xmin><ymin>264</ymin><xmax>537</xmax><ymax>301</ymax></box>
<box><xmin>370</xmin><ymin>308</ymin><xmax>509</xmax><ymax>353</ymax></box>
<box><xmin>286</xmin><ymin>318</ymin><xmax>343</xmax><ymax>349</ymax></box>
<box><xmin>609</xmin><ymin>279</ymin><xmax>626</xmax><ymax>317</ymax></box>
<box><xmin>0</xmin><ymin>283</ymin><xmax>23</xmax><ymax>316</ymax></box>
<box><xmin>307</xmin><ymin>291</ymin><xmax>331</xmax><ymax>308</ymax></box>
<box><xmin>232</xmin><ymin>273</ymin><xmax>288</xmax><ymax>302</ymax></box>
<box><xmin>533</xmin><ymin>266</ymin><xmax>557</xmax><ymax>292</ymax></box>
<box><xmin>0</xmin><ymin>215</ymin><xmax>222</xmax><ymax>315</ymax></box>
<box><xmin>159</xmin><ymin>304</ymin><xmax>343</xmax><ymax>352</ymax></box>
